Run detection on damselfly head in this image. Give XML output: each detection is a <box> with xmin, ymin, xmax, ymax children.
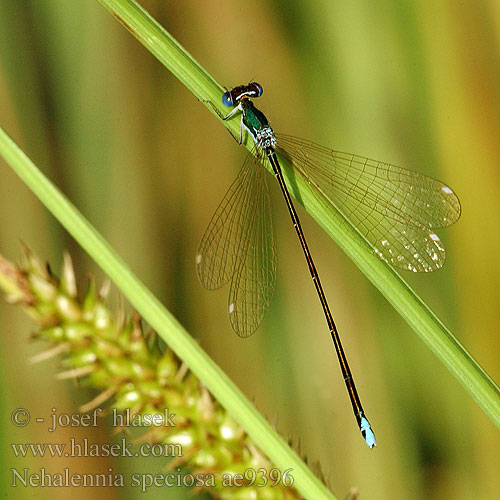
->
<box><xmin>222</xmin><ymin>82</ymin><xmax>263</xmax><ymax>107</ymax></box>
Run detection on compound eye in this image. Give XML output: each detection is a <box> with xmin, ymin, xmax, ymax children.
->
<box><xmin>222</xmin><ymin>91</ymin><xmax>234</xmax><ymax>107</ymax></box>
<box><xmin>250</xmin><ymin>82</ymin><xmax>263</xmax><ymax>97</ymax></box>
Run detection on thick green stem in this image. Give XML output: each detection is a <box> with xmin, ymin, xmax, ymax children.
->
<box><xmin>95</xmin><ymin>0</ymin><xmax>500</xmax><ymax>433</ymax></box>
<box><xmin>0</xmin><ymin>122</ymin><xmax>335</xmax><ymax>499</ymax></box>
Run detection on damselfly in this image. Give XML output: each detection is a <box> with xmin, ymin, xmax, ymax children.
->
<box><xmin>196</xmin><ymin>83</ymin><xmax>461</xmax><ymax>448</ymax></box>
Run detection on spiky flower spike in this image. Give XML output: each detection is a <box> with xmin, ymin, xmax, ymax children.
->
<box><xmin>0</xmin><ymin>249</ymin><xmax>303</xmax><ymax>499</ymax></box>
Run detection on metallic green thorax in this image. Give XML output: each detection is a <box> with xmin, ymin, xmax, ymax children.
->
<box><xmin>241</xmin><ymin>99</ymin><xmax>270</xmax><ymax>135</ymax></box>
<box><xmin>240</xmin><ymin>99</ymin><xmax>276</xmax><ymax>148</ymax></box>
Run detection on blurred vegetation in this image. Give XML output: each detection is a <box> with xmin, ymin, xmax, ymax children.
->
<box><xmin>0</xmin><ymin>1</ymin><xmax>499</xmax><ymax>499</ymax></box>
<box><xmin>0</xmin><ymin>248</ymin><xmax>305</xmax><ymax>499</ymax></box>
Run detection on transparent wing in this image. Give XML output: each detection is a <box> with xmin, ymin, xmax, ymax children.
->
<box><xmin>228</xmin><ymin>158</ymin><xmax>276</xmax><ymax>337</ymax></box>
<box><xmin>276</xmin><ymin>134</ymin><xmax>461</xmax><ymax>272</ymax></box>
<box><xmin>196</xmin><ymin>154</ymin><xmax>257</xmax><ymax>290</ymax></box>
<box><xmin>196</xmin><ymin>153</ymin><xmax>276</xmax><ymax>336</ymax></box>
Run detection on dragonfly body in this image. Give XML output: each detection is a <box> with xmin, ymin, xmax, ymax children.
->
<box><xmin>197</xmin><ymin>82</ymin><xmax>460</xmax><ymax>448</ymax></box>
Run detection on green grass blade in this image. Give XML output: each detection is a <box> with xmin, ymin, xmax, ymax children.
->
<box><xmin>0</xmin><ymin>126</ymin><xmax>336</xmax><ymax>500</ymax></box>
<box><xmin>92</xmin><ymin>0</ymin><xmax>500</xmax><ymax>429</ymax></box>
<box><xmin>279</xmin><ymin>156</ymin><xmax>500</xmax><ymax>427</ymax></box>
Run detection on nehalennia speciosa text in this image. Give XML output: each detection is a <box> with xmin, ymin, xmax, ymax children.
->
<box><xmin>196</xmin><ymin>83</ymin><xmax>461</xmax><ymax>448</ymax></box>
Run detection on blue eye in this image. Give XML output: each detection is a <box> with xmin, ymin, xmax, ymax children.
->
<box><xmin>250</xmin><ymin>82</ymin><xmax>263</xmax><ymax>97</ymax></box>
<box><xmin>222</xmin><ymin>91</ymin><xmax>234</xmax><ymax>107</ymax></box>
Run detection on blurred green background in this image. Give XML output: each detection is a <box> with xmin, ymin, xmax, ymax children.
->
<box><xmin>1</xmin><ymin>0</ymin><xmax>499</xmax><ymax>499</ymax></box>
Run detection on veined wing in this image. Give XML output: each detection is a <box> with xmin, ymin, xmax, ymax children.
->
<box><xmin>196</xmin><ymin>153</ymin><xmax>276</xmax><ymax>336</ymax></box>
<box><xmin>276</xmin><ymin>134</ymin><xmax>461</xmax><ymax>272</ymax></box>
